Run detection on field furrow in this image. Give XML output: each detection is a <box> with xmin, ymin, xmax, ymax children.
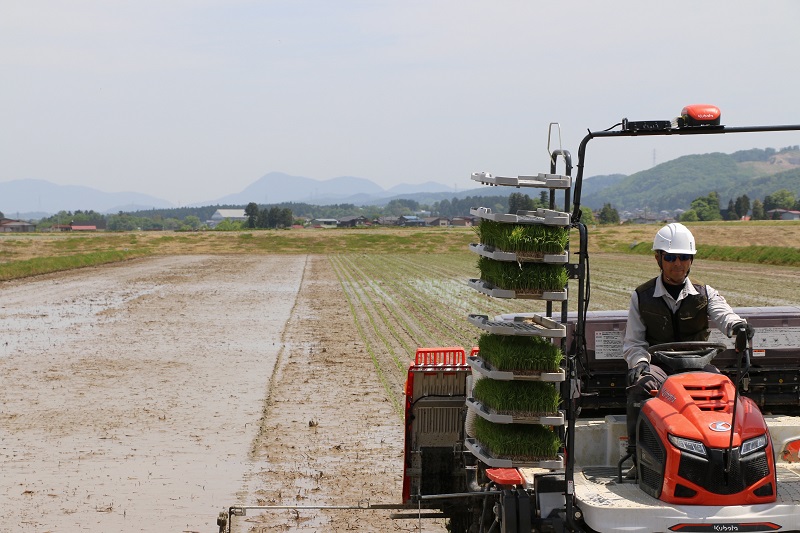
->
<box><xmin>328</xmin><ymin>255</ymin><xmax>408</xmax><ymax>416</ymax></box>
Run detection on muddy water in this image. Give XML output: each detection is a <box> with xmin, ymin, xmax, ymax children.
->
<box><xmin>0</xmin><ymin>255</ymin><xmax>306</xmax><ymax>532</ymax></box>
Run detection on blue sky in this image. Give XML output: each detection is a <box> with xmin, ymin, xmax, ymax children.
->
<box><xmin>3</xmin><ymin>1</ymin><xmax>800</xmax><ymax>206</ymax></box>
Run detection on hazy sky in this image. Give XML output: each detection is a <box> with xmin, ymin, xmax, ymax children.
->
<box><xmin>3</xmin><ymin>1</ymin><xmax>800</xmax><ymax>206</ymax></box>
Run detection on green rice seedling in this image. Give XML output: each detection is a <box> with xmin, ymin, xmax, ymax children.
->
<box><xmin>477</xmin><ymin>334</ymin><xmax>563</xmax><ymax>373</ymax></box>
<box><xmin>475</xmin><ymin>220</ymin><xmax>569</xmax><ymax>255</ymax></box>
<box><xmin>477</xmin><ymin>256</ymin><xmax>568</xmax><ymax>293</ymax></box>
<box><xmin>473</xmin><ymin>416</ymin><xmax>561</xmax><ymax>460</ymax></box>
<box><xmin>473</xmin><ymin>379</ymin><xmax>561</xmax><ymax>416</ymax></box>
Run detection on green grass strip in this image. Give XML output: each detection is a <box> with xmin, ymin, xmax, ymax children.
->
<box><xmin>627</xmin><ymin>241</ymin><xmax>800</xmax><ymax>266</ymax></box>
<box><xmin>0</xmin><ymin>249</ymin><xmax>151</xmax><ymax>281</ymax></box>
<box><xmin>473</xmin><ymin>417</ymin><xmax>561</xmax><ymax>459</ymax></box>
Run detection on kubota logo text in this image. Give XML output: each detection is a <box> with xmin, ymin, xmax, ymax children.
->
<box><xmin>661</xmin><ymin>389</ymin><xmax>676</xmax><ymax>403</ymax></box>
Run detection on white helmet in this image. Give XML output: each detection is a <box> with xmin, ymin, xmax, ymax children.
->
<box><xmin>652</xmin><ymin>223</ymin><xmax>696</xmax><ymax>255</ymax></box>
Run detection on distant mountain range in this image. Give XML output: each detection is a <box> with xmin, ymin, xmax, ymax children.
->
<box><xmin>0</xmin><ymin>179</ymin><xmax>175</xmax><ymax>220</ymax></box>
<box><xmin>0</xmin><ymin>173</ymin><xmax>466</xmax><ymax>219</ymax></box>
<box><xmin>2</xmin><ymin>147</ymin><xmax>799</xmax><ymax>219</ymax></box>
<box><xmin>204</xmin><ymin>172</ymin><xmax>459</xmax><ymax>206</ymax></box>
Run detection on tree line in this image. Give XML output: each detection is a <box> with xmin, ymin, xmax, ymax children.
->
<box><xmin>681</xmin><ymin>188</ymin><xmax>799</xmax><ymax>222</ymax></box>
<box><xmin>16</xmin><ymin>183</ymin><xmax>799</xmax><ymax>231</ymax></box>
<box><xmin>590</xmin><ymin>187</ymin><xmax>799</xmax><ymax>225</ymax></box>
<box><xmin>34</xmin><ymin>210</ymin><xmax>206</xmax><ymax>231</ymax></box>
<box><xmin>244</xmin><ymin>203</ymin><xmax>293</xmax><ymax>229</ymax></box>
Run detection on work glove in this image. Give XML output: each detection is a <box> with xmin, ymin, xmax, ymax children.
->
<box><xmin>731</xmin><ymin>321</ymin><xmax>754</xmax><ymax>339</ymax></box>
<box><xmin>627</xmin><ymin>360</ymin><xmax>650</xmax><ymax>387</ymax></box>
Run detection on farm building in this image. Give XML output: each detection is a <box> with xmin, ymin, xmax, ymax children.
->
<box><xmin>337</xmin><ymin>215</ymin><xmax>369</xmax><ymax>227</ymax></box>
<box><xmin>311</xmin><ymin>218</ymin><xmax>338</xmax><ymax>229</ymax></box>
<box><xmin>399</xmin><ymin>215</ymin><xmax>426</xmax><ymax>227</ymax></box>
<box><xmin>767</xmin><ymin>209</ymin><xmax>800</xmax><ymax>220</ymax></box>
<box><xmin>373</xmin><ymin>216</ymin><xmax>399</xmax><ymax>226</ymax></box>
<box><xmin>208</xmin><ymin>209</ymin><xmax>247</xmax><ymax>227</ymax></box>
<box><xmin>424</xmin><ymin>217</ymin><xmax>450</xmax><ymax>227</ymax></box>
<box><xmin>51</xmin><ymin>222</ymin><xmax>103</xmax><ymax>232</ymax></box>
<box><xmin>450</xmin><ymin>216</ymin><xmax>475</xmax><ymax>227</ymax></box>
<box><xmin>0</xmin><ymin>219</ymin><xmax>36</xmax><ymax>233</ymax></box>
<box><xmin>628</xmin><ymin>215</ymin><xmax>665</xmax><ymax>224</ymax></box>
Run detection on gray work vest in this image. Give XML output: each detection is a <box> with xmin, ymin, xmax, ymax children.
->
<box><xmin>635</xmin><ymin>277</ymin><xmax>710</xmax><ymax>346</ymax></box>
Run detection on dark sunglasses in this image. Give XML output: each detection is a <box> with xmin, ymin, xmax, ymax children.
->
<box><xmin>662</xmin><ymin>253</ymin><xmax>693</xmax><ymax>262</ymax></box>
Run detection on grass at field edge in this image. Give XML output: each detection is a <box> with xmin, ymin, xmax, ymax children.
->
<box><xmin>628</xmin><ymin>242</ymin><xmax>800</xmax><ymax>266</ymax></box>
<box><xmin>0</xmin><ymin>249</ymin><xmax>151</xmax><ymax>281</ymax></box>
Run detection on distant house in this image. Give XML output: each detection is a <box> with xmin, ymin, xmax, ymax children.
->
<box><xmin>767</xmin><ymin>209</ymin><xmax>800</xmax><ymax>221</ymax></box>
<box><xmin>374</xmin><ymin>216</ymin><xmax>399</xmax><ymax>226</ymax></box>
<box><xmin>311</xmin><ymin>218</ymin><xmax>338</xmax><ymax>229</ymax></box>
<box><xmin>0</xmin><ymin>218</ymin><xmax>36</xmax><ymax>233</ymax></box>
<box><xmin>424</xmin><ymin>217</ymin><xmax>449</xmax><ymax>227</ymax></box>
<box><xmin>209</xmin><ymin>209</ymin><xmax>248</xmax><ymax>227</ymax></box>
<box><xmin>49</xmin><ymin>222</ymin><xmax>99</xmax><ymax>232</ymax></box>
<box><xmin>399</xmin><ymin>215</ymin><xmax>426</xmax><ymax>227</ymax></box>
<box><xmin>337</xmin><ymin>215</ymin><xmax>369</xmax><ymax>228</ymax></box>
<box><xmin>629</xmin><ymin>215</ymin><xmax>664</xmax><ymax>225</ymax></box>
<box><xmin>450</xmin><ymin>216</ymin><xmax>475</xmax><ymax>227</ymax></box>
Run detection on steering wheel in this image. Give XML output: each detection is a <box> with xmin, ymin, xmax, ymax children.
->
<box><xmin>647</xmin><ymin>341</ymin><xmax>728</xmax><ymax>373</ymax></box>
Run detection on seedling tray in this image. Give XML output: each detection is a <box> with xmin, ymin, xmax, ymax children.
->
<box><xmin>467</xmin><ymin>355</ymin><xmax>566</xmax><ymax>382</ymax></box>
<box><xmin>471</xmin><ymin>172</ymin><xmax>571</xmax><ymax>190</ymax></box>
<box><xmin>467</xmin><ymin>314</ymin><xmax>566</xmax><ymax>338</ymax></box>
<box><xmin>468</xmin><ymin>279</ymin><xmax>568</xmax><ymax>301</ymax></box>
<box><xmin>469</xmin><ymin>243</ymin><xmax>569</xmax><ymax>264</ymax></box>
<box><xmin>465</xmin><ymin>438</ymin><xmax>564</xmax><ymax>469</ymax></box>
<box><xmin>467</xmin><ymin>397</ymin><xmax>565</xmax><ymax>426</ymax></box>
<box><xmin>470</xmin><ymin>207</ymin><xmax>570</xmax><ymax>227</ymax></box>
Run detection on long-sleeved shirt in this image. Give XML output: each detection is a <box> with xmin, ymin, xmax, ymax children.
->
<box><xmin>622</xmin><ymin>275</ymin><xmax>744</xmax><ymax>369</ymax></box>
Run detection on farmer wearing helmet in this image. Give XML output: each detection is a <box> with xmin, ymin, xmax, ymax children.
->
<box><xmin>622</xmin><ymin>222</ymin><xmax>752</xmax><ymax>478</ymax></box>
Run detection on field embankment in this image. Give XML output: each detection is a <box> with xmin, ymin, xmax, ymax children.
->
<box><xmin>595</xmin><ymin>221</ymin><xmax>800</xmax><ymax>265</ymax></box>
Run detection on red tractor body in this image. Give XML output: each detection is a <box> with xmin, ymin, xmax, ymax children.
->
<box><xmin>638</xmin><ymin>372</ymin><xmax>777</xmax><ymax>505</ymax></box>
